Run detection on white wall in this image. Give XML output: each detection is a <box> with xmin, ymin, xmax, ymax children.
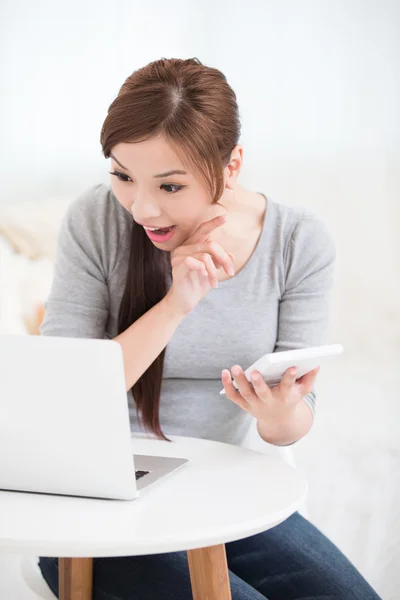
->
<box><xmin>1</xmin><ymin>1</ymin><xmax>399</xmax><ymax>598</ymax></box>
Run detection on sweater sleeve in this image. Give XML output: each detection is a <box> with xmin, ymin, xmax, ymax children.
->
<box><xmin>40</xmin><ymin>185</ymin><xmax>110</xmax><ymax>339</ymax></box>
<box><xmin>274</xmin><ymin>212</ymin><xmax>336</xmax><ymax>425</ymax></box>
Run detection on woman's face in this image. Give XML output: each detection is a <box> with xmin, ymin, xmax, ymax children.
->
<box><xmin>109</xmin><ymin>134</ymin><xmax>232</xmax><ymax>249</ymax></box>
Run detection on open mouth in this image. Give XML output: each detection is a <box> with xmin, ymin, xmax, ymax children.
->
<box><xmin>143</xmin><ymin>225</ymin><xmax>177</xmax><ymax>242</ymax></box>
<box><xmin>145</xmin><ymin>225</ymin><xmax>175</xmax><ymax>234</ymax></box>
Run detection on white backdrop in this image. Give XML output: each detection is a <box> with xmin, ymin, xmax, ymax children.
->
<box><xmin>1</xmin><ymin>1</ymin><xmax>399</xmax><ymax>598</ymax></box>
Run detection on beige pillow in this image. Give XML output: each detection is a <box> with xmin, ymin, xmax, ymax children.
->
<box><xmin>0</xmin><ymin>198</ymin><xmax>71</xmax><ymax>260</ymax></box>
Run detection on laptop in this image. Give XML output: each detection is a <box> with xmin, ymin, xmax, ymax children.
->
<box><xmin>0</xmin><ymin>334</ymin><xmax>187</xmax><ymax>500</ymax></box>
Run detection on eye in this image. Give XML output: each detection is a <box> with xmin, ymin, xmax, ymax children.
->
<box><xmin>161</xmin><ymin>184</ymin><xmax>185</xmax><ymax>194</ymax></box>
<box><xmin>109</xmin><ymin>170</ymin><xmax>132</xmax><ymax>183</ymax></box>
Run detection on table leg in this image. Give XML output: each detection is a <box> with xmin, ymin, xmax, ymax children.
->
<box><xmin>59</xmin><ymin>558</ymin><xmax>93</xmax><ymax>600</ymax></box>
<box><xmin>187</xmin><ymin>543</ymin><xmax>232</xmax><ymax>600</ymax></box>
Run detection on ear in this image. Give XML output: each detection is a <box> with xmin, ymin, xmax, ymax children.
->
<box><xmin>224</xmin><ymin>144</ymin><xmax>243</xmax><ymax>191</ymax></box>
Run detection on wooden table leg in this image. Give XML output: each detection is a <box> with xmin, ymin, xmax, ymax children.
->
<box><xmin>59</xmin><ymin>558</ymin><xmax>93</xmax><ymax>600</ymax></box>
<box><xmin>187</xmin><ymin>544</ymin><xmax>232</xmax><ymax>600</ymax></box>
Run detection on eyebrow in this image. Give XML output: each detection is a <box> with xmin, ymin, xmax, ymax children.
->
<box><xmin>110</xmin><ymin>152</ymin><xmax>188</xmax><ymax>178</ymax></box>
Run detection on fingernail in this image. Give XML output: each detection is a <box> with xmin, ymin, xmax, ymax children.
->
<box><xmin>251</xmin><ymin>371</ymin><xmax>260</xmax><ymax>381</ymax></box>
<box><xmin>231</xmin><ymin>366</ymin><xmax>241</xmax><ymax>376</ymax></box>
<box><xmin>228</xmin><ymin>265</ymin><xmax>235</xmax><ymax>276</ymax></box>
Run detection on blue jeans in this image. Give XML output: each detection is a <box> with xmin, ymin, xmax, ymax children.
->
<box><xmin>38</xmin><ymin>512</ymin><xmax>380</xmax><ymax>599</ymax></box>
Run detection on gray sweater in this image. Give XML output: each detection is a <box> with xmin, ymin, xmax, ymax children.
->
<box><xmin>40</xmin><ymin>183</ymin><xmax>336</xmax><ymax>445</ymax></box>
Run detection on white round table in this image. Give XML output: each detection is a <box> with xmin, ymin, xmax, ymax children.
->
<box><xmin>0</xmin><ymin>435</ymin><xmax>307</xmax><ymax>600</ymax></box>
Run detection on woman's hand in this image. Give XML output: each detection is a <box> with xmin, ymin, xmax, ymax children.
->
<box><xmin>221</xmin><ymin>364</ymin><xmax>319</xmax><ymax>426</ymax></box>
<box><xmin>165</xmin><ymin>209</ymin><xmax>235</xmax><ymax>317</ymax></box>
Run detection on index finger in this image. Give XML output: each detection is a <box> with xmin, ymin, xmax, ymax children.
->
<box><xmin>183</xmin><ymin>207</ymin><xmax>228</xmax><ymax>246</ymax></box>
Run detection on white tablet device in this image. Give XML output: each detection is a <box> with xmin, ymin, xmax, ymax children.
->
<box><xmin>219</xmin><ymin>344</ymin><xmax>343</xmax><ymax>394</ymax></box>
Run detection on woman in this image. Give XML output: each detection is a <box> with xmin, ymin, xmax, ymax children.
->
<box><xmin>38</xmin><ymin>58</ymin><xmax>380</xmax><ymax>599</ymax></box>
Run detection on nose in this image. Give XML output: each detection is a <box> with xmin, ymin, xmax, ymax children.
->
<box><xmin>130</xmin><ymin>194</ymin><xmax>162</xmax><ymax>222</ymax></box>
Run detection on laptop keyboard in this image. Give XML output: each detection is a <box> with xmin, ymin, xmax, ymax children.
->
<box><xmin>135</xmin><ymin>470</ymin><xmax>150</xmax><ymax>481</ymax></box>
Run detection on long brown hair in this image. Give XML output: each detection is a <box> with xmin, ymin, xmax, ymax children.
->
<box><xmin>100</xmin><ymin>57</ymin><xmax>241</xmax><ymax>440</ymax></box>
